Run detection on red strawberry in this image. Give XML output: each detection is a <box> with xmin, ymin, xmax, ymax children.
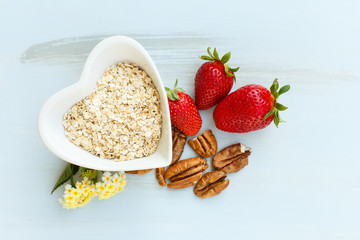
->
<box><xmin>195</xmin><ymin>47</ymin><xmax>239</xmax><ymax>110</ymax></box>
<box><xmin>213</xmin><ymin>79</ymin><xmax>290</xmax><ymax>133</ymax></box>
<box><xmin>166</xmin><ymin>79</ymin><xmax>202</xmax><ymax>136</ymax></box>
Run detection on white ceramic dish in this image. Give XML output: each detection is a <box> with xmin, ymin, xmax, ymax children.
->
<box><xmin>38</xmin><ymin>36</ymin><xmax>172</xmax><ymax>171</ymax></box>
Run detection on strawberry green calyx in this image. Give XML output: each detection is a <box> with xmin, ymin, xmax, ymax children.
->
<box><xmin>263</xmin><ymin>78</ymin><xmax>291</xmax><ymax>127</ymax></box>
<box><xmin>200</xmin><ymin>47</ymin><xmax>239</xmax><ymax>79</ymax></box>
<box><xmin>165</xmin><ymin>79</ymin><xmax>185</xmax><ymax>101</ymax></box>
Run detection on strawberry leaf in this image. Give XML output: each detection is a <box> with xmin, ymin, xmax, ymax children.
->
<box><xmin>224</xmin><ymin>64</ymin><xmax>234</xmax><ymax>77</ymax></box>
<box><xmin>173</xmin><ymin>91</ymin><xmax>180</xmax><ymax>100</ymax></box>
<box><xmin>168</xmin><ymin>92</ymin><xmax>176</xmax><ymax>101</ymax></box>
<box><xmin>166</xmin><ymin>79</ymin><xmax>185</xmax><ymax>101</ymax></box>
<box><xmin>213</xmin><ymin>48</ymin><xmax>220</xmax><ymax>60</ymax></box>
<box><xmin>273</xmin><ymin>110</ymin><xmax>280</xmax><ymax>128</ymax></box>
<box><xmin>267</xmin><ymin>78</ymin><xmax>290</xmax><ymax>127</ymax></box>
<box><xmin>207</xmin><ymin>47</ymin><xmax>214</xmax><ymax>58</ymax></box>
<box><xmin>272</xmin><ymin>90</ymin><xmax>279</xmax><ymax>99</ymax></box>
<box><xmin>264</xmin><ymin>108</ymin><xmax>275</xmax><ymax>121</ymax></box>
<box><xmin>221</xmin><ymin>52</ymin><xmax>231</xmax><ymax>64</ymax></box>
<box><xmin>270</xmin><ymin>78</ymin><xmax>279</xmax><ymax>94</ymax></box>
<box><xmin>275</xmin><ymin>103</ymin><xmax>288</xmax><ymax>111</ymax></box>
<box><xmin>229</xmin><ymin>67</ymin><xmax>240</xmax><ymax>73</ymax></box>
<box><xmin>273</xmin><ymin>78</ymin><xmax>279</xmax><ymax>91</ymax></box>
<box><xmin>175</xmin><ymin>87</ymin><xmax>185</xmax><ymax>92</ymax></box>
<box><xmin>278</xmin><ymin>85</ymin><xmax>290</xmax><ymax>95</ymax></box>
<box><xmin>174</xmin><ymin>79</ymin><xmax>178</xmax><ymax>88</ymax></box>
<box><xmin>168</xmin><ymin>95</ymin><xmax>175</xmax><ymax>101</ymax></box>
<box><xmin>200</xmin><ymin>56</ymin><xmax>213</xmax><ymax>61</ymax></box>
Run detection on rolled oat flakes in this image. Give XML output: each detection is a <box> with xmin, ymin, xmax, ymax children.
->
<box><xmin>63</xmin><ymin>62</ymin><xmax>162</xmax><ymax>161</ymax></box>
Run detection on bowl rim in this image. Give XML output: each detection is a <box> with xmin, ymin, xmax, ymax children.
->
<box><xmin>38</xmin><ymin>35</ymin><xmax>172</xmax><ymax>171</ymax></box>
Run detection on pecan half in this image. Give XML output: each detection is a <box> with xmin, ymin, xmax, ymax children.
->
<box><xmin>167</xmin><ymin>172</ymin><xmax>203</xmax><ymax>189</ymax></box>
<box><xmin>188</xmin><ymin>129</ymin><xmax>217</xmax><ymax>158</ymax></box>
<box><xmin>164</xmin><ymin>157</ymin><xmax>208</xmax><ymax>189</ymax></box>
<box><xmin>156</xmin><ymin>167</ymin><xmax>166</xmax><ymax>187</ymax></box>
<box><xmin>212</xmin><ymin>143</ymin><xmax>251</xmax><ymax>174</ymax></box>
<box><xmin>126</xmin><ymin>169</ymin><xmax>153</xmax><ymax>175</ymax></box>
<box><xmin>194</xmin><ymin>170</ymin><xmax>229</xmax><ymax>198</ymax></box>
<box><xmin>172</xmin><ymin>125</ymin><xmax>187</xmax><ymax>165</ymax></box>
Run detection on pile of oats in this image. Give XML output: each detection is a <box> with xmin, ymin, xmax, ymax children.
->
<box><xmin>63</xmin><ymin>62</ymin><xmax>162</xmax><ymax>161</ymax></box>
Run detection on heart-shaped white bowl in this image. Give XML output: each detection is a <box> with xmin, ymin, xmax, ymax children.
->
<box><xmin>38</xmin><ymin>36</ymin><xmax>172</xmax><ymax>171</ymax></box>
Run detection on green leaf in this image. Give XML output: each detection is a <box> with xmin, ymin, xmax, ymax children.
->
<box><xmin>72</xmin><ymin>164</ymin><xmax>79</xmax><ymax>174</ymax></box>
<box><xmin>207</xmin><ymin>47</ymin><xmax>214</xmax><ymax>58</ymax></box>
<box><xmin>266</xmin><ymin>78</ymin><xmax>289</xmax><ymax>127</ymax></box>
<box><xmin>174</xmin><ymin>87</ymin><xmax>185</xmax><ymax>92</ymax></box>
<box><xmin>275</xmin><ymin>103</ymin><xmax>288</xmax><ymax>111</ymax></box>
<box><xmin>221</xmin><ymin>52</ymin><xmax>231</xmax><ymax>64</ymax></box>
<box><xmin>224</xmin><ymin>64</ymin><xmax>234</xmax><ymax>77</ymax></box>
<box><xmin>225</xmin><ymin>72</ymin><xmax>234</xmax><ymax>77</ymax></box>
<box><xmin>213</xmin><ymin>48</ymin><xmax>219</xmax><ymax>60</ymax></box>
<box><xmin>229</xmin><ymin>66</ymin><xmax>240</xmax><ymax>73</ymax></box>
<box><xmin>93</xmin><ymin>175</ymin><xmax>98</xmax><ymax>184</ymax></box>
<box><xmin>165</xmin><ymin>87</ymin><xmax>170</xmax><ymax>92</ymax></box>
<box><xmin>167</xmin><ymin>79</ymin><xmax>185</xmax><ymax>100</ymax></box>
<box><xmin>270</xmin><ymin>85</ymin><xmax>276</xmax><ymax>95</ymax></box>
<box><xmin>273</xmin><ymin>78</ymin><xmax>279</xmax><ymax>90</ymax></box>
<box><xmin>70</xmin><ymin>164</ymin><xmax>79</xmax><ymax>188</ymax></box>
<box><xmin>51</xmin><ymin>163</ymin><xmax>79</xmax><ymax>194</ymax></box>
<box><xmin>167</xmin><ymin>92</ymin><xmax>176</xmax><ymax>101</ymax></box>
<box><xmin>70</xmin><ymin>174</ymin><xmax>75</xmax><ymax>188</ymax></box>
<box><xmin>172</xmin><ymin>91</ymin><xmax>180</xmax><ymax>100</ymax></box>
<box><xmin>272</xmin><ymin>90</ymin><xmax>279</xmax><ymax>99</ymax></box>
<box><xmin>174</xmin><ymin>79</ymin><xmax>179</xmax><ymax>89</ymax></box>
<box><xmin>273</xmin><ymin>110</ymin><xmax>280</xmax><ymax>127</ymax></box>
<box><xmin>200</xmin><ymin>56</ymin><xmax>213</xmax><ymax>61</ymax></box>
<box><xmin>274</xmin><ymin>117</ymin><xmax>280</xmax><ymax>127</ymax></box>
<box><xmin>263</xmin><ymin>108</ymin><xmax>275</xmax><ymax>121</ymax></box>
<box><xmin>278</xmin><ymin>85</ymin><xmax>290</xmax><ymax>95</ymax></box>
<box><xmin>270</xmin><ymin>78</ymin><xmax>279</xmax><ymax>94</ymax></box>
<box><xmin>175</xmin><ymin>87</ymin><xmax>185</xmax><ymax>92</ymax></box>
<box><xmin>167</xmin><ymin>90</ymin><xmax>177</xmax><ymax>101</ymax></box>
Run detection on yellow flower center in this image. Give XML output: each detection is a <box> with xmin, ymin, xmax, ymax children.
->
<box><xmin>66</xmin><ymin>196</ymin><xmax>74</xmax><ymax>201</ymax></box>
<box><xmin>107</xmin><ymin>184</ymin><xmax>114</xmax><ymax>191</ymax></box>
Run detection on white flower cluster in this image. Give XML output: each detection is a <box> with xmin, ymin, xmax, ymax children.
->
<box><xmin>58</xmin><ymin>172</ymin><xmax>126</xmax><ymax>209</ymax></box>
<box><xmin>95</xmin><ymin>172</ymin><xmax>126</xmax><ymax>200</ymax></box>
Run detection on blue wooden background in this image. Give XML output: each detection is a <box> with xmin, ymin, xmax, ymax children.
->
<box><xmin>1</xmin><ymin>0</ymin><xmax>359</xmax><ymax>239</ymax></box>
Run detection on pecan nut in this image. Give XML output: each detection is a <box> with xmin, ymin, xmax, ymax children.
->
<box><xmin>194</xmin><ymin>170</ymin><xmax>229</xmax><ymax>198</ymax></box>
<box><xmin>164</xmin><ymin>157</ymin><xmax>208</xmax><ymax>189</ymax></box>
<box><xmin>188</xmin><ymin>129</ymin><xmax>217</xmax><ymax>158</ymax></box>
<box><xmin>156</xmin><ymin>167</ymin><xmax>166</xmax><ymax>187</ymax></box>
<box><xmin>172</xmin><ymin>125</ymin><xmax>187</xmax><ymax>165</ymax></box>
<box><xmin>212</xmin><ymin>143</ymin><xmax>251</xmax><ymax>174</ymax></box>
<box><xmin>126</xmin><ymin>169</ymin><xmax>153</xmax><ymax>175</ymax></box>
